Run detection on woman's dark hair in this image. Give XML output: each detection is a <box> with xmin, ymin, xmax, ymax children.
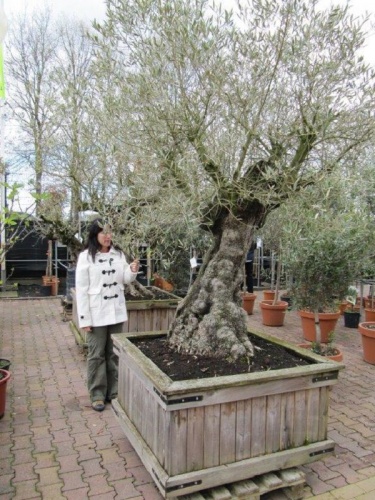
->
<box><xmin>85</xmin><ymin>218</ymin><xmax>123</xmax><ymax>261</ymax></box>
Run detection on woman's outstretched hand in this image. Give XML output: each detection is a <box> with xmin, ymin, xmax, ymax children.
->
<box><xmin>130</xmin><ymin>259</ymin><xmax>140</xmax><ymax>273</ymax></box>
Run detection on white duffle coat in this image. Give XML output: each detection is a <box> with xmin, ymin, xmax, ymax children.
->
<box><xmin>75</xmin><ymin>247</ymin><xmax>137</xmax><ymax>328</ymax></box>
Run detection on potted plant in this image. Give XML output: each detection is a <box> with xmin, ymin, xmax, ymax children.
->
<box><xmin>364</xmin><ymin>292</ymin><xmax>375</xmax><ymax>322</ymax></box>
<box><xmin>241</xmin><ymin>291</ymin><xmax>257</xmax><ymax>314</ymax></box>
<box><xmin>259</xmin><ymin>251</ymin><xmax>288</xmax><ymax>326</ymax></box>
<box><xmin>279</xmin><ymin>186</ymin><xmax>375</xmax><ymax>344</ymax></box>
<box><xmin>0</xmin><ymin>369</ymin><xmax>11</xmax><ymax>420</ymax></box>
<box><xmin>0</xmin><ymin>359</ymin><xmax>11</xmax><ymax>371</ymax></box>
<box><xmin>358</xmin><ymin>322</ymin><xmax>375</xmax><ymax>364</ymax></box>
<box><xmin>42</xmin><ymin>240</ymin><xmax>59</xmax><ymax>296</ymax></box>
<box><xmin>343</xmin><ymin>286</ymin><xmax>361</xmax><ymax>328</ymax></box>
<box><xmin>298</xmin><ymin>332</ymin><xmax>343</xmax><ymax>362</ymax></box>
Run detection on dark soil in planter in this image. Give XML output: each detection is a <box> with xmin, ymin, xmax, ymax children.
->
<box><xmin>125</xmin><ymin>288</ymin><xmax>175</xmax><ymax>301</ymax></box>
<box><xmin>132</xmin><ymin>333</ymin><xmax>311</xmax><ymax>381</ymax></box>
<box><xmin>18</xmin><ymin>284</ymin><xmax>51</xmax><ymax>297</ymax></box>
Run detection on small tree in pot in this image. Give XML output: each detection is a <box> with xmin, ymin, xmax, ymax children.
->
<box><xmin>281</xmin><ymin>178</ymin><xmax>375</xmax><ymax>343</ymax></box>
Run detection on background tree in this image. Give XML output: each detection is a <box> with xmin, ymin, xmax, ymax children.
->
<box><xmin>5</xmin><ymin>8</ymin><xmax>60</xmax><ymax>214</ymax></box>
<box><xmin>93</xmin><ymin>0</ymin><xmax>375</xmax><ymax>361</ymax></box>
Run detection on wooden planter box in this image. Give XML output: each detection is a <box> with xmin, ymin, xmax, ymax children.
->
<box><xmin>70</xmin><ymin>287</ymin><xmax>180</xmax><ymax>347</ymax></box>
<box><xmin>112</xmin><ymin>330</ymin><xmax>344</xmax><ymax>498</ymax></box>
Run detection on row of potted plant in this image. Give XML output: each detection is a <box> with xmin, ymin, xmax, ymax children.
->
<box><xmin>242</xmin><ymin>286</ymin><xmax>375</xmax><ymax>366</ymax></box>
<box><xmin>0</xmin><ymin>358</ymin><xmax>11</xmax><ymax>420</ymax></box>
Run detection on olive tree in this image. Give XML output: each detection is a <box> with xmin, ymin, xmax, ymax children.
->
<box><xmin>93</xmin><ymin>0</ymin><xmax>375</xmax><ymax>361</ymax></box>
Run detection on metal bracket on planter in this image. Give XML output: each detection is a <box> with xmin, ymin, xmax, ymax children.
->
<box><xmin>152</xmin><ymin>468</ymin><xmax>202</xmax><ymax>494</ymax></box>
<box><xmin>312</xmin><ymin>372</ymin><xmax>338</xmax><ymax>383</ymax></box>
<box><xmin>166</xmin><ymin>480</ymin><xmax>203</xmax><ymax>493</ymax></box>
<box><xmin>310</xmin><ymin>447</ymin><xmax>335</xmax><ymax>457</ymax></box>
<box><xmin>153</xmin><ymin>387</ymin><xmax>203</xmax><ymax>405</ymax></box>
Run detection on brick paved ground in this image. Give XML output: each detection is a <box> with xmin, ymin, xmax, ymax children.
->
<box><xmin>0</xmin><ymin>293</ymin><xmax>375</xmax><ymax>499</ymax></box>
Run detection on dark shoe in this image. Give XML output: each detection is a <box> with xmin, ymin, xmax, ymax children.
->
<box><xmin>92</xmin><ymin>400</ymin><xmax>105</xmax><ymax>412</ymax></box>
<box><xmin>105</xmin><ymin>394</ymin><xmax>117</xmax><ymax>403</ymax></box>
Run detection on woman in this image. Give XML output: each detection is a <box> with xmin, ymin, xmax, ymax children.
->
<box><xmin>76</xmin><ymin>219</ymin><xmax>139</xmax><ymax>411</ymax></box>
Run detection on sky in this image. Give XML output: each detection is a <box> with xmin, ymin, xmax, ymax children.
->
<box><xmin>3</xmin><ymin>0</ymin><xmax>375</xmax><ymax>64</ymax></box>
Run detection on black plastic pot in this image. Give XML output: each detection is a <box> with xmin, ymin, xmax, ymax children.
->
<box><xmin>344</xmin><ymin>311</ymin><xmax>361</xmax><ymax>328</ymax></box>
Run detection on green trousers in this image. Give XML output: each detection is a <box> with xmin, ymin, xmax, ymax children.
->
<box><xmin>87</xmin><ymin>322</ymin><xmax>123</xmax><ymax>402</ymax></box>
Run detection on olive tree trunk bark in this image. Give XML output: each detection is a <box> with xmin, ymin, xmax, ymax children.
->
<box><xmin>168</xmin><ymin>210</ymin><xmax>262</xmax><ymax>361</ymax></box>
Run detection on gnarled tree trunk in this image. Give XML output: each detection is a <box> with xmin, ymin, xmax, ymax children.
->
<box><xmin>168</xmin><ymin>207</ymin><xmax>265</xmax><ymax>361</ymax></box>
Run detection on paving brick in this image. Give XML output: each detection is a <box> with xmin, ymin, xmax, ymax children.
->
<box><xmin>330</xmin><ymin>463</ymin><xmax>367</xmax><ymax>484</ymax></box>
<box><xmin>126</xmin><ymin>466</ymin><xmax>154</xmax><ymax>486</ymax></box>
<box><xmin>32</xmin><ymin>437</ymin><xmax>54</xmax><ymax>454</ymax></box>
<box><xmin>11</xmin><ymin>479</ymin><xmax>39</xmax><ymax>499</ymax></box>
<box><xmin>135</xmin><ymin>482</ymin><xmax>164</xmax><ymax>500</ymax></box>
<box><xmin>73</xmin><ymin>432</ymin><xmax>95</xmax><ymax>447</ymax></box>
<box><xmin>90</xmin><ymin>492</ymin><xmax>116</xmax><ymax>500</ymax></box>
<box><xmin>10</xmin><ymin>435</ymin><xmax>33</xmax><ymax>451</ymax></box>
<box><xmin>356</xmin><ymin>476</ymin><xmax>375</xmax><ymax>492</ymax></box>
<box><xmin>33</xmin><ymin>451</ymin><xmax>58</xmax><ymax>470</ymax></box>
<box><xmin>0</xmin><ymin>474</ymin><xmax>15</xmax><ymax>496</ymax></box>
<box><xmin>63</xmin><ymin>487</ymin><xmax>90</xmax><ymax>499</ymax></box>
<box><xmin>77</xmin><ymin>446</ymin><xmax>101</xmax><ymax>462</ymax></box>
<box><xmin>37</xmin><ymin>483</ymin><xmax>64</xmax><ymax>499</ymax></box>
<box><xmin>110</xmin><ymin>478</ymin><xmax>144</xmax><ymax>499</ymax></box>
<box><xmin>85</xmin><ymin>474</ymin><xmax>114</xmax><ymax>496</ymax></box>
<box><xmin>81</xmin><ymin>458</ymin><xmax>106</xmax><ymax>478</ymax></box>
<box><xmin>60</xmin><ymin>470</ymin><xmax>89</xmax><ymax>492</ymax></box>
<box><xmin>98</xmin><ymin>448</ymin><xmax>123</xmax><ymax>465</ymax></box>
<box><xmin>36</xmin><ymin>466</ymin><xmax>60</xmax><ymax>486</ymax></box>
<box><xmin>105</xmin><ymin>462</ymin><xmax>133</xmax><ymax>482</ymax></box>
<box><xmin>330</xmin><ymin>483</ymin><xmax>367</xmax><ymax>499</ymax></box>
<box><xmin>12</xmin><ymin>463</ymin><xmax>38</xmax><ymax>483</ymax></box>
<box><xmin>121</xmin><ymin>451</ymin><xmax>143</xmax><ymax>468</ymax></box>
<box><xmin>56</xmin><ymin>454</ymin><xmax>82</xmax><ymax>473</ymax></box>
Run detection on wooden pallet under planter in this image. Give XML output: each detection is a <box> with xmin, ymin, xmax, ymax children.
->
<box><xmin>70</xmin><ymin>287</ymin><xmax>180</xmax><ymax>347</ymax></box>
<box><xmin>112</xmin><ymin>330</ymin><xmax>344</xmax><ymax>499</ymax></box>
<box><xmin>178</xmin><ymin>467</ymin><xmax>306</xmax><ymax>500</ymax></box>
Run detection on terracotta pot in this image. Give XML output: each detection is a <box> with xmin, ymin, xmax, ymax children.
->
<box><xmin>339</xmin><ymin>301</ymin><xmax>348</xmax><ymax>315</ymax></box>
<box><xmin>263</xmin><ymin>290</ymin><xmax>275</xmax><ymax>301</ymax></box>
<box><xmin>259</xmin><ymin>300</ymin><xmax>288</xmax><ymax>326</ymax></box>
<box><xmin>358</xmin><ymin>322</ymin><xmax>375</xmax><ymax>365</ymax></box>
<box><xmin>50</xmin><ymin>277</ymin><xmax>60</xmax><ymax>296</ymax></box>
<box><xmin>364</xmin><ymin>308</ymin><xmax>375</xmax><ymax>322</ymax></box>
<box><xmin>365</xmin><ymin>299</ymin><xmax>375</xmax><ymax>309</ymax></box>
<box><xmin>299</xmin><ymin>310</ymin><xmax>340</xmax><ymax>343</ymax></box>
<box><xmin>43</xmin><ymin>276</ymin><xmax>59</xmax><ymax>296</ymax></box>
<box><xmin>297</xmin><ymin>343</ymin><xmax>343</xmax><ymax>363</ymax></box>
<box><xmin>241</xmin><ymin>292</ymin><xmax>256</xmax><ymax>315</ymax></box>
<box><xmin>0</xmin><ymin>369</ymin><xmax>11</xmax><ymax>420</ymax></box>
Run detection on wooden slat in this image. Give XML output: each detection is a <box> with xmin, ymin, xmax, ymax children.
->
<box><xmin>186</xmin><ymin>407</ymin><xmax>205</xmax><ymax>472</ymax></box>
<box><xmin>203</xmin><ymin>405</ymin><xmax>221</xmax><ymax>468</ymax></box>
<box><xmin>306</xmin><ymin>388</ymin><xmax>320</xmax><ymax>443</ymax></box>
<box><xmin>318</xmin><ymin>387</ymin><xmax>329</xmax><ymax>441</ymax></box>
<box><xmin>219</xmin><ymin>402</ymin><xmax>237</xmax><ymax>465</ymax></box>
<box><xmin>235</xmin><ymin>399</ymin><xmax>252</xmax><ymax>461</ymax></box>
<box><xmin>280</xmin><ymin>393</ymin><xmax>295</xmax><ymax>450</ymax></box>
<box><xmin>265</xmin><ymin>394</ymin><xmax>281</xmax><ymax>454</ymax></box>
<box><xmin>293</xmin><ymin>390</ymin><xmax>307</xmax><ymax>447</ymax></box>
<box><xmin>155</xmin><ymin>404</ymin><xmax>166</xmax><ymax>466</ymax></box>
<box><xmin>251</xmin><ymin>396</ymin><xmax>266</xmax><ymax>457</ymax></box>
<box><xmin>167</xmin><ymin>409</ymin><xmax>188</xmax><ymax>476</ymax></box>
